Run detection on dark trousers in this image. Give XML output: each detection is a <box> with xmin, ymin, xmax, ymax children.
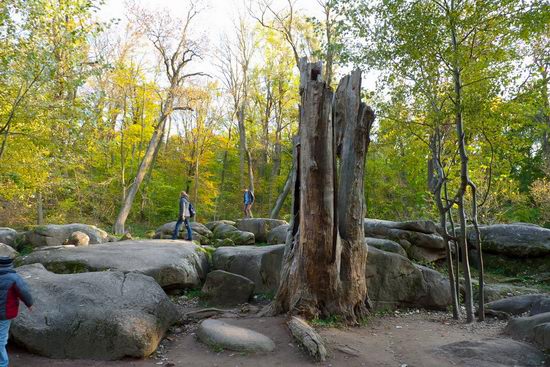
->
<box><xmin>172</xmin><ymin>217</ymin><xmax>192</xmax><ymax>240</ymax></box>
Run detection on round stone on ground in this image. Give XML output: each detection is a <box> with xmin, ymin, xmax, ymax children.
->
<box><xmin>201</xmin><ymin>270</ymin><xmax>254</xmax><ymax>306</ymax></box>
<box><xmin>197</xmin><ymin>319</ymin><xmax>275</xmax><ymax>353</ymax></box>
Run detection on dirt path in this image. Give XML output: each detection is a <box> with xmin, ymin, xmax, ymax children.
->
<box><xmin>9</xmin><ymin>310</ymin><xmax>545</xmax><ymax>367</ymax></box>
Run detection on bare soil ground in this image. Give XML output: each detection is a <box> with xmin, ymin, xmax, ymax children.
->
<box><xmin>9</xmin><ymin>310</ymin><xmax>548</xmax><ymax>367</ymax></box>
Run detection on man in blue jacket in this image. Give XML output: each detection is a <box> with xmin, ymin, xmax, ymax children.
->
<box><xmin>172</xmin><ymin>191</ymin><xmax>193</xmax><ymax>241</ymax></box>
<box><xmin>0</xmin><ymin>256</ymin><xmax>33</xmax><ymax>367</ymax></box>
<box><xmin>243</xmin><ymin>188</ymin><xmax>255</xmax><ymax>218</ymax></box>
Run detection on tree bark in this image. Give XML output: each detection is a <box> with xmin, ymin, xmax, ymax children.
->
<box><xmin>113</xmin><ymin>105</ymin><xmax>170</xmax><ymax>235</ymax></box>
<box><xmin>270</xmin><ymin>137</ymin><xmax>297</xmax><ymax>219</ymax></box>
<box><xmin>271</xmin><ymin>63</ymin><xmax>374</xmax><ymax>324</ymax></box>
<box><xmin>37</xmin><ymin>191</ymin><xmax>44</xmax><ymax>225</ymax></box>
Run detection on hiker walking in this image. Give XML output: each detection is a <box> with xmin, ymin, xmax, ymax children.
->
<box><xmin>0</xmin><ymin>256</ymin><xmax>33</xmax><ymax>367</ymax></box>
<box><xmin>243</xmin><ymin>188</ymin><xmax>255</xmax><ymax>218</ymax></box>
<box><xmin>172</xmin><ymin>191</ymin><xmax>194</xmax><ymax>241</ymax></box>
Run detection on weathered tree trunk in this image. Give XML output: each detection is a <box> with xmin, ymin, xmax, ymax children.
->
<box><xmin>334</xmin><ymin>70</ymin><xmax>375</xmax><ymax>319</ymax></box>
<box><xmin>270</xmin><ymin>62</ymin><xmax>374</xmax><ymax>324</ymax></box>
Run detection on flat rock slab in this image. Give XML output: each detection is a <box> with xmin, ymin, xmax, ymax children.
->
<box><xmin>365</xmin><ymin>237</ymin><xmax>407</xmax><ymax>257</ymax></box>
<box><xmin>438</xmin><ymin>337</ymin><xmax>547</xmax><ymax>367</ymax></box>
<box><xmin>12</xmin><ymin>264</ymin><xmax>177</xmax><ymax>360</ymax></box>
<box><xmin>201</xmin><ymin>270</ymin><xmax>254</xmax><ymax>306</ymax></box>
<box><xmin>20</xmin><ymin>240</ymin><xmax>208</xmax><ymax>289</ymax></box>
<box><xmin>197</xmin><ymin>319</ymin><xmax>275</xmax><ymax>353</ymax></box>
<box><xmin>213</xmin><ymin>245</ymin><xmax>285</xmax><ymax>294</ymax></box>
<box><xmin>470</xmin><ymin>224</ymin><xmax>550</xmax><ymax>257</ymax></box>
<box><xmin>486</xmin><ymin>294</ymin><xmax>550</xmax><ymax>316</ymax></box>
<box><xmin>506</xmin><ymin>312</ymin><xmax>550</xmax><ymax>347</ymax></box>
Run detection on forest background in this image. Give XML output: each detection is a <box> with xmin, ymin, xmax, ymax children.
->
<box><xmin>1</xmin><ymin>0</ymin><xmax>548</xmax><ymax>235</ymax></box>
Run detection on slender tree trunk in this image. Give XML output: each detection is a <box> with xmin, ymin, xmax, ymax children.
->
<box><xmin>431</xmin><ymin>129</ymin><xmax>459</xmax><ymax>319</ymax></box>
<box><xmin>113</xmin><ymin>100</ymin><xmax>172</xmax><ymax>235</ymax></box>
<box><xmin>214</xmin><ymin>126</ymin><xmax>232</xmax><ymax>220</ymax></box>
<box><xmin>238</xmin><ymin>107</ymin><xmax>246</xmax><ymax>189</ymax></box>
<box><xmin>270</xmin><ymin>137</ymin><xmax>297</xmax><ymax>219</ymax></box>
<box><xmin>37</xmin><ymin>191</ymin><xmax>44</xmax><ymax>225</ymax></box>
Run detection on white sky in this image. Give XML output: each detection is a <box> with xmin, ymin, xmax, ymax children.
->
<box><xmin>96</xmin><ymin>0</ymin><xmax>377</xmax><ymax>95</ymax></box>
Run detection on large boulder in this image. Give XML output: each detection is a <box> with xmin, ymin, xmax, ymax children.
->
<box><xmin>485</xmin><ymin>294</ymin><xmax>550</xmax><ymax>316</ymax></box>
<box><xmin>201</xmin><ymin>270</ymin><xmax>254</xmax><ymax>306</ymax></box>
<box><xmin>213</xmin><ymin>245</ymin><xmax>285</xmax><ymax>294</ymax></box>
<box><xmin>211</xmin><ymin>223</ymin><xmax>255</xmax><ymax>246</ymax></box>
<box><xmin>267</xmin><ymin>224</ymin><xmax>289</xmax><ymax>245</ymax></box>
<box><xmin>197</xmin><ymin>319</ymin><xmax>275</xmax><ymax>353</ymax></box>
<box><xmin>506</xmin><ymin>312</ymin><xmax>550</xmax><ymax>350</ymax></box>
<box><xmin>0</xmin><ymin>228</ymin><xmax>17</xmax><ymax>247</ymax></box>
<box><xmin>482</xmin><ymin>283</ymin><xmax>542</xmax><ymax>303</ymax></box>
<box><xmin>365</xmin><ymin>237</ymin><xmax>407</xmax><ymax>258</ymax></box>
<box><xmin>154</xmin><ymin>221</ymin><xmax>213</xmax><ymax>245</ymax></box>
<box><xmin>205</xmin><ymin>220</ymin><xmax>236</xmax><ymax>231</ymax></box>
<box><xmin>235</xmin><ymin>218</ymin><xmax>288</xmax><ymax>243</ymax></box>
<box><xmin>439</xmin><ymin>338</ymin><xmax>547</xmax><ymax>367</ymax></box>
<box><xmin>11</xmin><ymin>264</ymin><xmax>177</xmax><ymax>360</ymax></box>
<box><xmin>20</xmin><ymin>240</ymin><xmax>208</xmax><ymax>290</ymax></box>
<box><xmin>0</xmin><ymin>243</ymin><xmax>18</xmax><ymax>259</ymax></box>
<box><xmin>468</xmin><ymin>224</ymin><xmax>550</xmax><ymax>257</ymax></box>
<box><xmin>366</xmin><ymin>245</ymin><xmax>451</xmax><ymax>310</ymax></box>
<box><xmin>24</xmin><ymin>224</ymin><xmax>110</xmax><ymax>248</ymax></box>
<box><xmin>363</xmin><ymin>219</ymin><xmax>446</xmax><ymax>262</ymax></box>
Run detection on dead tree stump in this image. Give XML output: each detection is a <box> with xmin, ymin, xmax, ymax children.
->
<box><xmin>271</xmin><ymin>60</ymin><xmax>375</xmax><ymax>324</ymax></box>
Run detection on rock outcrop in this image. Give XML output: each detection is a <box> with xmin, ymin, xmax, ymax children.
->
<box><xmin>11</xmin><ymin>264</ymin><xmax>177</xmax><ymax>360</ymax></box>
<box><xmin>210</xmin><ymin>223</ymin><xmax>255</xmax><ymax>246</ymax></box>
<box><xmin>201</xmin><ymin>270</ymin><xmax>254</xmax><ymax>306</ymax></box>
<box><xmin>506</xmin><ymin>312</ymin><xmax>550</xmax><ymax>351</ymax></box>
<box><xmin>365</xmin><ymin>237</ymin><xmax>407</xmax><ymax>258</ymax></box>
<box><xmin>468</xmin><ymin>224</ymin><xmax>550</xmax><ymax>257</ymax></box>
<box><xmin>24</xmin><ymin>224</ymin><xmax>110</xmax><ymax>248</ymax></box>
<box><xmin>266</xmin><ymin>224</ymin><xmax>289</xmax><ymax>245</ymax></box>
<box><xmin>235</xmin><ymin>218</ymin><xmax>287</xmax><ymax>243</ymax></box>
<box><xmin>364</xmin><ymin>219</ymin><xmax>446</xmax><ymax>262</ymax></box>
<box><xmin>485</xmin><ymin>294</ymin><xmax>550</xmax><ymax>316</ymax></box>
<box><xmin>20</xmin><ymin>240</ymin><xmax>208</xmax><ymax>290</ymax></box>
<box><xmin>0</xmin><ymin>228</ymin><xmax>17</xmax><ymax>247</ymax></box>
<box><xmin>366</xmin><ymin>245</ymin><xmax>451</xmax><ymax>310</ymax></box>
<box><xmin>212</xmin><ymin>245</ymin><xmax>285</xmax><ymax>294</ymax></box>
<box><xmin>154</xmin><ymin>221</ymin><xmax>213</xmax><ymax>245</ymax></box>
<box><xmin>0</xmin><ymin>243</ymin><xmax>18</xmax><ymax>258</ymax></box>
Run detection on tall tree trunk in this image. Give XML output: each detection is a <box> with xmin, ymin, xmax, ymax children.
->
<box><xmin>270</xmin><ymin>63</ymin><xmax>374</xmax><ymax>324</ymax></box>
<box><xmin>238</xmin><ymin>107</ymin><xmax>247</xmax><ymax>189</ymax></box>
<box><xmin>113</xmin><ymin>101</ymin><xmax>172</xmax><ymax>235</ymax></box>
<box><xmin>214</xmin><ymin>126</ymin><xmax>232</xmax><ymax>220</ymax></box>
<box><xmin>37</xmin><ymin>191</ymin><xmax>44</xmax><ymax>225</ymax></box>
<box><xmin>270</xmin><ymin>137</ymin><xmax>297</xmax><ymax>219</ymax></box>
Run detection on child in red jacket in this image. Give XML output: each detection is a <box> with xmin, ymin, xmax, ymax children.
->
<box><xmin>0</xmin><ymin>256</ymin><xmax>33</xmax><ymax>367</ymax></box>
